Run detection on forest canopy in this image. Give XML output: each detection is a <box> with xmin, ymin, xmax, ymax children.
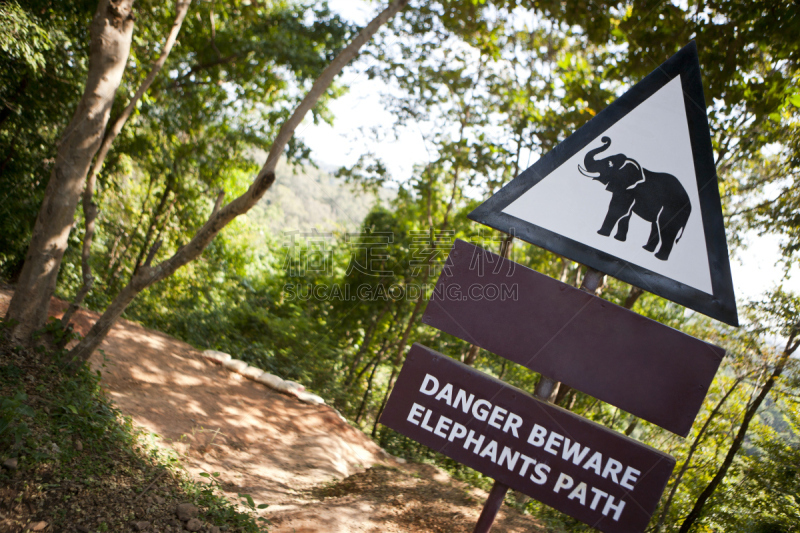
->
<box><xmin>1</xmin><ymin>1</ymin><xmax>799</xmax><ymax>532</ymax></box>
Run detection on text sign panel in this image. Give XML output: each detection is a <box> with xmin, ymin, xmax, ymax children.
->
<box><xmin>380</xmin><ymin>344</ymin><xmax>675</xmax><ymax>533</ymax></box>
<box><xmin>423</xmin><ymin>239</ymin><xmax>725</xmax><ymax>436</ymax></box>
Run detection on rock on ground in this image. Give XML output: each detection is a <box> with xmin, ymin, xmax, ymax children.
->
<box><xmin>175</xmin><ymin>503</ymin><xmax>198</xmax><ymax>521</ymax></box>
<box><xmin>202</xmin><ymin>350</ymin><xmax>232</xmax><ymax>364</ymax></box>
<box><xmin>184</xmin><ymin>518</ymin><xmax>203</xmax><ymax>531</ymax></box>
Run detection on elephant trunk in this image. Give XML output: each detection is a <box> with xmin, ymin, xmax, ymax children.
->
<box><xmin>578</xmin><ymin>136</ymin><xmax>612</xmax><ymax>178</ymax></box>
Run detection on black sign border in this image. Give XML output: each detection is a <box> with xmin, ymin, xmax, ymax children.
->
<box><xmin>468</xmin><ymin>41</ymin><xmax>738</xmax><ymax>326</ymax></box>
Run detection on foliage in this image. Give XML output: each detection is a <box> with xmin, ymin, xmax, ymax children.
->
<box><xmin>0</xmin><ymin>0</ymin><xmax>354</xmax><ymax>287</ymax></box>
<box><xmin>0</xmin><ymin>391</ymin><xmax>36</xmax><ymax>449</ymax></box>
<box><xmin>2</xmin><ymin>0</ymin><xmax>800</xmax><ymax>531</ymax></box>
<box><xmin>189</xmin><ymin>472</ymin><xmax>271</xmax><ymax>530</ymax></box>
<box><xmin>712</xmin><ymin>395</ymin><xmax>800</xmax><ymax>532</ymax></box>
<box><xmin>0</xmin><ymin>0</ymin><xmax>92</xmax><ymax>279</ymax></box>
<box><xmin>0</xmin><ymin>1</ymin><xmax>52</xmax><ymax>73</ymax></box>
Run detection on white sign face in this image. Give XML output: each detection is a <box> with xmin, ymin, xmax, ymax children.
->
<box><xmin>502</xmin><ymin>77</ymin><xmax>713</xmax><ymax>294</ymax></box>
<box><xmin>470</xmin><ymin>42</ymin><xmax>738</xmax><ymax>325</ymax></box>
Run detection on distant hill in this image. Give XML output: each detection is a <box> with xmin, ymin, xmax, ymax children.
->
<box><xmin>251</xmin><ymin>158</ymin><xmax>395</xmax><ymax>236</ymax></box>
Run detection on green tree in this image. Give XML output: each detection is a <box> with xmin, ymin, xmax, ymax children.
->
<box><xmin>2</xmin><ymin>0</ymin><xmax>410</xmax><ymax>354</ymax></box>
<box><xmin>718</xmin><ymin>393</ymin><xmax>800</xmax><ymax>532</ymax></box>
<box><xmin>0</xmin><ymin>0</ymin><xmax>92</xmax><ymax>280</ymax></box>
<box><xmin>678</xmin><ymin>292</ymin><xmax>799</xmax><ymax>532</ymax></box>
<box><xmin>5</xmin><ymin>0</ymin><xmax>137</xmax><ymax>342</ymax></box>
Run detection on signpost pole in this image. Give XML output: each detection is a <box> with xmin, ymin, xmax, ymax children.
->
<box><xmin>473</xmin><ymin>481</ymin><xmax>510</xmax><ymax>533</ymax></box>
<box><xmin>471</xmin><ymin>265</ymin><xmax>606</xmax><ymax>533</ymax></box>
<box><xmin>472</xmin><ymin>368</ymin><xmax>566</xmax><ymax>533</ymax></box>
<box><xmin>579</xmin><ymin>267</ymin><xmax>605</xmax><ymax>295</ymax></box>
<box><xmin>395</xmin><ymin>44</ymin><xmax>738</xmax><ymax>532</ymax></box>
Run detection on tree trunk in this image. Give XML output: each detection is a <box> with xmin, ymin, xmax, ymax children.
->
<box><xmin>131</xmin><ymin>179</ymin><xmax>174</xmax><ymax>279</ymax></box>
<box><xmin>63</xmin><ymin>0</ymin><xmax>192</xmax><ymax>325</ymax></box>
<box><xmin>345</xmin><ymin>303</ymin><xmax>391</xmax><ymax>387</ymax></box>
<box><xmin>557</xmin><ymin>256</ymin><xmax>570</xmax><ymax>283</ymax></box>
<box><xmin>59</xmin><ymin>193</ymin><xmax>98</xmax><ymax>327</ymax></box>
<box><xmin>66</xmin><ymin>0</ymin><xmax>411</xmax><ymax>365</ymax></box>
<box><xmin>623</xmin><ymin>286</ymin><xmax>643</xmax><ymax>309</ymax></box>
<box><xmin>463</xmin><ymin>343</ymin><xmax>479</xmax><ymax>366</ymax></box>
<box><xmin>355</xmin><ymin>356</ymin><xmax>383</xmax><ymax>425</ymax></box>
<box><xmin>554</xmin><ymin>384</ymin><xmax>572</xmax><ymax>406</ymax></box>
<box><xmin>677</xmin><ymin>329</ymin><xmax>798</xmax><ymax>533</ymax></box>
<box><xmin>105</xmin><ymin>230</ymin><xmax>124</xmax><ymax>270</ymax></box>
<box><xmin>497</xmin><ymin>358</ymin><xmax>507</xmax><ymax>380</ymax></box>
<box><xmin>5</xmin><ymin>0</ymin><xmax>136</xmax><ymax>342</ymax></box>
<box><xmin>653</xmin><ymin>376</ymin><xmax>743</xmax><ymax>533</ymax></box>
<box><xmin>373</xmin><ymin>365</ymin><xmax>399</xmax><ymax>440</ymax></box>
<box><xmin>350</xmin><ymin>335</ymin><xmax>392</xmax><ymax>391</ymax></box>
<box><xmin>107</xmin><ymin>179</ymin><xmax>155</xmax><ymax>282</ymax></box>
<box><xmin>371</xmin><ymin>288</ymin><xmax>427</xmax><ymax>437</ymax></box>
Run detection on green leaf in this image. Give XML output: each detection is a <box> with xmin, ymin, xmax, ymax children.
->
<box><xmin>239</xmin><ymin>493</ymin><xmax>255</xmax><ymax>508</ymax></box>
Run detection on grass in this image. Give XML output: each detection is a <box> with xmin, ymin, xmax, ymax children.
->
<box><xmin>0</xmin><ymin>320</ymin><xmax>269</xmax><ymax>532</ymax></box>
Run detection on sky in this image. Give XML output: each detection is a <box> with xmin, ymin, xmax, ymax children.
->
<box><xmin>295</xmin><ymin>1</ymin><xmax>799</xmax><ymax>305</ymax></box>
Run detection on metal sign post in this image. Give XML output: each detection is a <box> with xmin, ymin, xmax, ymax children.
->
<box><xmin>378</xmin><ymin>41</ymin><xmax>738</xmax><ymax>533</ymax></box>
<box><xmin>473</xmin><ymin>268</ymin><xmax>604</xmax><ymax>533</ymax></box>
<box><xmin>472</xmin><ymin>481</ymin><xmax>509</xmax><ymax>533</ymax></box>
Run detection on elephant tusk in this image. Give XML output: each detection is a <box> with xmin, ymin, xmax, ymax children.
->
<box><xmin>578</xmin><ymin>165</ymin><xmax>600</xmax><ymax>178</ymax></box>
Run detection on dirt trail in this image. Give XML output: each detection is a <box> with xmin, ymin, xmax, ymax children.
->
<box><xmin>1</xmin><ymin>289</ymin><xmax>545</xmax><ymax>532</ymax></box>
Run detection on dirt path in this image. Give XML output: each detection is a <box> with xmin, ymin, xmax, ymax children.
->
<box><xmin>1</xmin><ymin>289</ymin><xmax>546</xmax><ymax>532</ymax></box>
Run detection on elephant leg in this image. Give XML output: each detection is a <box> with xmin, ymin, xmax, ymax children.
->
<box><xmin>643</xmin><ymin>222</ymin><xmax>659</xmax><ymax>252</ymax></box>
<box><xmin>614</xmin><ymin>210</ymin><xmax>633</xmax><ymax>241</ymax></box>
<box><xmin>655</xmin><ymin>219</ymin><xmax>682</xmax><ymax>261</ymax></box>
<box><xmin>598</xmin><ymin>195</ymin><xmax>634</xmax><ymax>237</ymax></box>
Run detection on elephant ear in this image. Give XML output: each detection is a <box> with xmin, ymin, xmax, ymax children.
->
<box><xmin>619</xmin><ymin>159</ymin><xmax>645</xmax><ymax>190</ymax></box>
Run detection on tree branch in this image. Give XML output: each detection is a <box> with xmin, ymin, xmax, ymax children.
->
<box><xmin>66</xmin><ymin>0</ymin><xmax>411</xmax><ymax>365</ymax></box>
<box><xmin>212</xmin><ymin>189</ymin><xmax>225</xmax><ymax>216</ymax></box>
<box><xmin>653</xmin><ymin>375</ymin><xmax>745</xmax><ymax>533</ymax></box>
<box><xmin>63</xmin><ymin>0</ymin><xmax>192</xmax><ymax>326</ymax></box>
<box><xmin>677</xmin><ymin>330</ymin><xmax>798</xmax><ymax>533</ymax></box>
<box><xmin>144</xmin><ymin>239</ymin><xmax>162</xmax><ymax>267</ymax></box>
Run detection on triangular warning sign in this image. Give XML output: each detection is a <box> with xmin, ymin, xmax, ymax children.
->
<box><xmin>469</xmin><ymin>42</ymin><xmax>738</xmax><ymax>326</ymax></box>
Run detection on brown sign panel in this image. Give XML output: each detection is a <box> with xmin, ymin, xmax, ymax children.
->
<box><xmin>380</xmin><ymin>344</ymin><xmax>676</xmax><ymax>533</ymax></box>
<box><xmin>422</xmin><ymin>239</ymin><xmax>725</xmax><ymax>436</ymax></box>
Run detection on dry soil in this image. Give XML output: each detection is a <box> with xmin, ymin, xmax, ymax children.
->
<box><xmin>0</xmin><ymin>289</ymin><xmax>546</xmax><ymax>532</ymax></box>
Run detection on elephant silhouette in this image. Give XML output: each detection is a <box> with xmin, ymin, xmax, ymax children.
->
<box><xmin>578</xmin><ymin>136</ymin><xmax>691</xmax><ymax>261</ymax></box>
